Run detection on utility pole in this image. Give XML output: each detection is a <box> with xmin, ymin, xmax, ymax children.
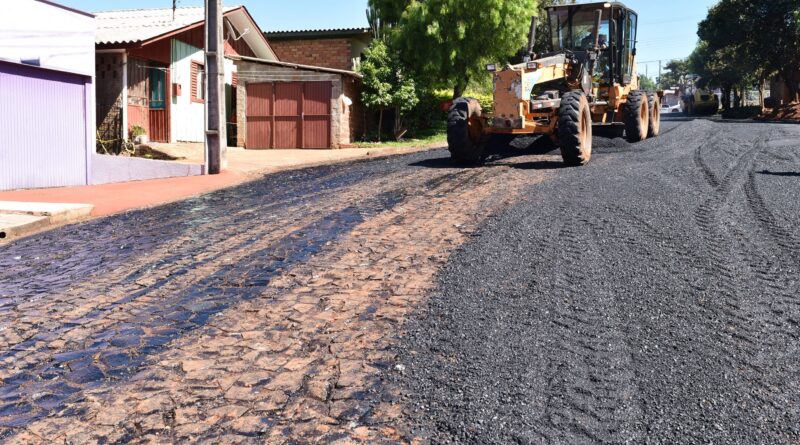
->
<box><xmin>658</xmin><ymin>60</ymin><xmax>662</xmax><ymax>90</ymax></box>
<box><xmin>204</xmin><ymin>0</ymin><xmax>226</xmax><ymax>174</ymax></box>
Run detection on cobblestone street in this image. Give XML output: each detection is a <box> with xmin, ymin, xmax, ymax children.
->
<box><xmin>0</xmin><ymin>148</ymin><xmax>556</xmax><ymax>444</ymax></box>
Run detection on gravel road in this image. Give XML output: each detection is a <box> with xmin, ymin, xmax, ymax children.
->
<box><xmin>396</xmin><ymin>118</ymin><xmax>800</xmax><ymax>444</ymax></box>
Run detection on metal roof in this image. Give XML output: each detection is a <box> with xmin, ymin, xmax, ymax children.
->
<box><xmin>263</xmin><ymin>27</ymin><xmax>371</xmax><ymax>40</ymax></box>
<box><xmin>94</xmin><ymin>6</ymin><xmax>239</xmax><ymax>45</ymax></box>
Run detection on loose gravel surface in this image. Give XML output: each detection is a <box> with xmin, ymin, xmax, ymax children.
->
<box><xmin>396</xmin><ymin>118</ymin><xmax>800</xmax><ymax>444</ymax></box>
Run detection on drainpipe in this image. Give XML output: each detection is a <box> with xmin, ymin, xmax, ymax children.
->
<box><xmin>122</xmin><ymin>52</ymin><xmax>128</xmax><ymax>142</ymax></box>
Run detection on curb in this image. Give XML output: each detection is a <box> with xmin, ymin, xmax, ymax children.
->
<box><xmin>0</xmin><ymin>202</ymin><xmax>94</xmax><ymax>244</ymax></box>
<box><xmin>247</xmin><ymin>144</ymin><xmax>444</xmax><ymax>176</ymax></box>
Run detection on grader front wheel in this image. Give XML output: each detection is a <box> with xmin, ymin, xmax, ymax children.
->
<box><xmin>558</xmin><ymin>91</ymin><xmax>593</xmax><ymax>167</ymax></box>
<box><xmin>625</xmin><ymin>90</ymin><xmax>650</xmax><ymax>143</ymax></box>
<box><xmin>447</xmin><ymin>97</ymin><xmax>485</xmax><ymax>164</ymax></box>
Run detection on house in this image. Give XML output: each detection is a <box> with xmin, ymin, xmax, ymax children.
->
<box><xmin>94</xmin><ymin>6</ymin><xmax>277</xmax><ymax>147</ymax></box>
<box><xmin>263</xmin><ymin>28</ymin><xmax>373</xmax><ymax>72</ymax></box>
<box><xmin>95</xmin><ymin>8</ymin><xmax>362</xmax><ymax>151</ymax></box>
<box><xmin>0</xmin><ymin>0</ymin><xmax>95</xmax><ymax>191</ymax></box>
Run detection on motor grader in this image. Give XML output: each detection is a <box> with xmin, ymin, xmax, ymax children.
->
<box><xmin>448</xmin><ymin>1</ymin><xmax>661</xmax><ymax>166</ymax></box>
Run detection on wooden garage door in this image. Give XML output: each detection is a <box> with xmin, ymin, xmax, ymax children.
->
<box><xmin>246</xmin><ymin>81</ymin><xmax>331</xmax><ymax>149</ymax></box>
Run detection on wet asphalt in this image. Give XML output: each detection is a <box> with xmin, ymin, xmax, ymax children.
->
<box><xmin>395</xmin><ymin>117</ymin><xmax>800</xmax><ymax>444</ymax></box>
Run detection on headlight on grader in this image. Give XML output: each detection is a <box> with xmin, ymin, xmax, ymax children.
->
<box><xmin>486</xmin><ymin>64</ymin><xmax>497</xmax><ymax>72</ymax></box>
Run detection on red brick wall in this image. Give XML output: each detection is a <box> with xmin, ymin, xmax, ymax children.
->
<box><xmin>270</xmin><ymin>39</ymin><xmax>352</xmax><ymax>71</ymax></box>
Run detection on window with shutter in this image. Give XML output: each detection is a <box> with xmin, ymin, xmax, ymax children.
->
<box><xmin>191</xmin><ymin>61</ymin><xmax>205</xmax><ymax>103</ymax></box>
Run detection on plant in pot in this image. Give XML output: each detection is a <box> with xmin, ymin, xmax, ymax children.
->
<box><xmin>130</xmin><ymin>125</ymin><xmax>148</xmax><ymax>145</ymax></box>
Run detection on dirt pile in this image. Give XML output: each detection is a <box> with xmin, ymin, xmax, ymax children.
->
<box><xmin>759</xmin><ymin>102</ymin><xmax>800</xmax><ymax>122</ymax></box>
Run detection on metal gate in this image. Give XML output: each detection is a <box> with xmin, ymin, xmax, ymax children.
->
<box><xmin>246</xmin><ymin>81</ymin><xmax>331</xmax><ymax>149</ymax></box>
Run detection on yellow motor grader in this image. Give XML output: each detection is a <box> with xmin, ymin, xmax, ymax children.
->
<box><xmin>448</xmin><ymin>1</ymin><xmax>661</xmax><ymax>166</ymax></box>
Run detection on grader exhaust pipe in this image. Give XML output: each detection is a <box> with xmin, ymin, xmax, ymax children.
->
<box><xmin>527</xmin><ymin>16</ymin><xmax>538</xmax><ymax>60</ymax></box>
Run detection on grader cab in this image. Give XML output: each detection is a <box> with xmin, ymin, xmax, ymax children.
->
<box><xmin>447</xmin><ymin>1</ymin><xmax>661</xmax><ymax>166</ymax></box>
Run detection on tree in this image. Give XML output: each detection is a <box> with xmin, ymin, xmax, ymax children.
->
<box><xmin>696</xmin><ymin>0</ymin><xmax>800</xmax><ymax>104</ymax></box>
<box><xmin>373</xmin><ymin>0</ymin><xmax>538</xmax><ymax>98</ymax></box>
<box><xmin>639</xmin><ymin>75</ymin><xmax>657</xmax><ymax>92</ymax></box>
<box><xmin>659</xmin><ymin>59</ymin><xmax>690</xmax><ymax>90</ymax></box>
<box><xmin>358</xmin><ymin>39</ymin><xmax>419</xmax><ymax>142</ymax></box>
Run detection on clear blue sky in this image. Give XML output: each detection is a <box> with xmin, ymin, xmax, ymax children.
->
<box><xmin>61</xmin><ymin>0</ymin><xmax>718</xmax><ymax>79</ymax></box>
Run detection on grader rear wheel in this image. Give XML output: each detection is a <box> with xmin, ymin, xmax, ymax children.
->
<box><xmin>447</xmin><ymin>97</ymin><xmax>485</xmax><ymax>164</ymax></box>
<box><xmin>647</xmin><ymin>92</ymin><xmax>661</xmax><ymax>138</ymax></box>
<box><xmin>557</xmin><ymin>91</ymin><xmax>593</xmax><ymax>167</ymax></box>
<box><xmin>625</xmin><ymin>90</ymin><xmax>650</xmax><ymax>143</ymax></box>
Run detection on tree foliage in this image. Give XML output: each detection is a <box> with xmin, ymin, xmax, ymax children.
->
<box><xmin>695</xmin><ymin>0</ymin><xmax>800</xmax><ymax>104</ymax></box>
<box><xmin>639</xmin><ymin>75</ymin><xmax>657</xmax><ymax>92</ymax></box>
<box><xmin>658</xmin><ymin>59</ymin><xmax>690</xmax><ymax>89</ymax></box>
<box><xmin>358</xmin><ymin>39</ymin><xmax>419</xmax><ymax>141</ymax></box>
<box><xmin>370</xmin><ymin>0</ymin><xmax>539</xmax><ymax>98</ymax></box>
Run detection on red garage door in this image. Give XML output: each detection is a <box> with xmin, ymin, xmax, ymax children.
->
<box><xmin>246</xmin><ymin>81</ymin><xmax>331</xmax><ymax>149</ymax></box>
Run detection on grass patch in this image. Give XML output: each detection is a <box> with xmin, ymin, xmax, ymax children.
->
<box><xmin>354</xmin><ymin>122</ymin><xmax>447</xmax><ymax>149</ymax></box>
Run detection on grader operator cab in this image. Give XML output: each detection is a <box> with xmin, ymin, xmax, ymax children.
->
<box><xmin>447</xmin><ymin>1</ymin><xmax>661</xmax><ymax>166</ymax></box>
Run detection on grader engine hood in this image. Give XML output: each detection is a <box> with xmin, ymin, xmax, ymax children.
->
<box><xmin>492</xmin><ymin>54</ymin><xmax>570</xmax><ymax>130</ymax></box>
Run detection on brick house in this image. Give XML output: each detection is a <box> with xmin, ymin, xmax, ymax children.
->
<box><xmin>263</xmin><ymin>28</ymin><xmax>372</xmax><ymax>72</ymax></box>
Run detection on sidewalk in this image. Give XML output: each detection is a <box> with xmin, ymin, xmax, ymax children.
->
<box><xmin>0</xmin><ymin>144</ymin><xmax>442</xmax><ymax>241</ymax></box>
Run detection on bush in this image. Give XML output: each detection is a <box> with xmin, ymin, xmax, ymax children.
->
<box><xmin>406</xmin><ymin>89</ymin><xmax>451</xmax><ymax>134</ymax></box>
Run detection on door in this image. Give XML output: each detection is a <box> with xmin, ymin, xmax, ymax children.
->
<box><xmin>274</xmin><ymin>83</ymin><xmax>302</xmax><ymax>148</ymax></box>
<box><xmin>245</xmin><ymin>82</ymin><xmax>273</xmax><ymax>149</ymax></box>
<box><xmin>303</xmin><ymin>82</ymin><xmax>332</xmax><ymax>148</ymax></box>
<box><xmin>148</xmin><ymin>67</ymin><xmax>169</xmax><ymax>142</ymax></box>
<box><xmin>245</xmin><ymin>81</ymin><xmax>332</xmax><ymax>149</ymax></box>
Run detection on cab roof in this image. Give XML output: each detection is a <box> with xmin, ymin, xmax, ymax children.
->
<box><xmin>546</xmin><ymin>1</ymin><xmax>635</xmax><ymax>13</ymax></box>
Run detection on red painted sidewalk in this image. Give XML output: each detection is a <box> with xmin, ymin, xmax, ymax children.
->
<box><xmin>0</xmin><ymin>171</ymin><xmax>246</xmax><ymax>217</ymax></box>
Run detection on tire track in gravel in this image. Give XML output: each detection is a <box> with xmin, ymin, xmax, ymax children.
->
<box><xmin>396</xmin><ymin>120</ymin><xmax>800</xmax><ymax>444</ymax></box>
<box><xmin>532</xmin><ymin>209</ymin><xmax>642</xmax><ymax>444</ymax></box>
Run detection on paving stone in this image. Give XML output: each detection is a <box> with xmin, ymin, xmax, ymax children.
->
<box><xmin>0</xmin><ymin>152</ymin><xmax>540</xmax><ymax>443</ymax></box>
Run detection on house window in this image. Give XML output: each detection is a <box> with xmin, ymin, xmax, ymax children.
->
<box><xmin>191</xmin><ymin>61</ymin><xmax>205</xmax><ymax>103</ymax></box>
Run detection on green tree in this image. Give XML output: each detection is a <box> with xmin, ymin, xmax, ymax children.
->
<box><xmin>697</xmin><ymin>0</ymin><xmax>800</xmax><ymax>104</ymax></box>
<box><xmin>658</xmin><ymin>59</ymin><xmax>690</xmax><ymax>89</ymax></box>
<box><xmin>373</xmin><ymin>0</ymin><xmax>538</xmax><ymax>98</ymax></box>
<box><xmin>639</xmin><ymin>75</ymin><xmax>657</xmax><ymax>91</ymax></box>
<box><xmin>358</xmin><ymin>39</ymin><xmax>419</xmax><ymax>142</ymax></box>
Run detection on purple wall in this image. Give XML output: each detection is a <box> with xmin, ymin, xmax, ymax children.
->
<box><xmin>0</xmin><ymin>60</ymin><xmax>92</xmax><ymax>190</ymax></box>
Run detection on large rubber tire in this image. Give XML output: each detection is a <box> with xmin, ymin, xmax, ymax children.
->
<box><xmin>625</xmin><ymin>90</ymin><xmax>649</xmax><ymax>143</ymax></box>
<box><xmin>647</xmin><ymin>92</ymin><xmax>661</xmax><ymax>138</ymax></box>
<box><xmin>447</xmin><ymin>97</ymin><xmax>484</xmax><ymax>163</ymax></box>
<box><xmin>557</xmin><ymin>91</ymin><xmax>593</xmax><ymax>167</ymax></box>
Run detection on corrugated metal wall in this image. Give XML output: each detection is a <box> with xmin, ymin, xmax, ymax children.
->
<box><xmin>0</xmin><ymin>61</ymin><xmax>90</xmax><ymax>190</ymax></box>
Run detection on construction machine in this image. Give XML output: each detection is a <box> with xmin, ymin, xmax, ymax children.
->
<box><xmin>447</xmin><ymin>1</ymin><xmax>661</xmax><ymax>166</ymax></box>
<box><xmin>681</xmin><ymin>74</ymin><xmax>719</xmax><ymax>116</ymax></box>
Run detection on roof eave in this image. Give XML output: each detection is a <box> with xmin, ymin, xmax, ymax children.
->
<box><xmin>230</xmin><ymin>55</ymin><xmax>362</xmax><ymax>78</ymax></box>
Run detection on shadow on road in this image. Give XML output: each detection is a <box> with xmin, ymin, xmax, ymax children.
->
<box><xmin>411</xmin><ymin>134</ymin><xmax>562</xmax><ymax>170</ymax></box>
<box><xmin>758</xmin><ymin>170</ymin><xmax>800</xmax><ymax>177</ymax></box>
